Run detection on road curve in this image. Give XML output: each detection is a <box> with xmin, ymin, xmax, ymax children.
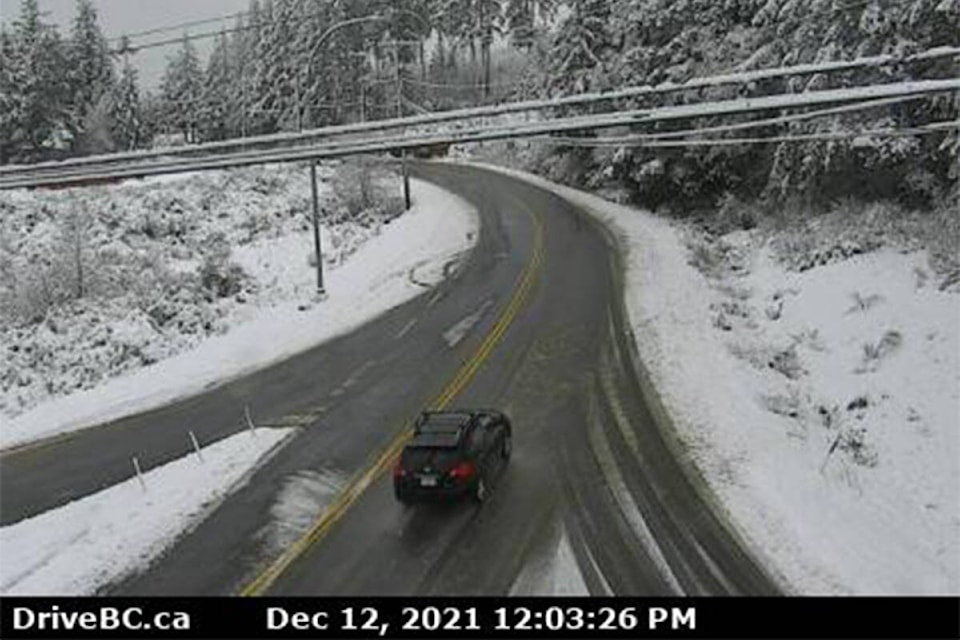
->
<box><xmin>3</xmin><ymin>163</ymin><xmax>780</xmax><ymax>596</ymax></box>
<box><xmin>249</xmin><ymin>163</ymin><xmax>780</xmax><ymax>597</ymax></box>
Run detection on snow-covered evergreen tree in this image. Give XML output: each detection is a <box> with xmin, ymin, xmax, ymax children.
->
<box><xmin>250</xmin><ymin>0</ymin><xmax>280</xmax><ymax>133</ymax></box>
<box><xmin>68</xmin><ymin>0</ymin><xmax>115</xmax><ymax>135</ymax></box>
<box><xmin>230</xmin><ymin>0</ymin><xmax>264</xmax><ymax>136</ymax></box>
<box><xmin>548</xmin><ymin>0</ymin><xmax>612</xmax><ymax>93</ymax></box>
<box><xmin>201</xmin><ymin>31</ymin><xmax>233</xmax><ymax>141</ymax></box>
<box><xmin>8</xmin><ymin>0</ymin><xmax>71</xmax><ymax>160</ymax></box>
<box><xmin>110</xmin><ymin>46</ymin><xmax>142</xmax><ymax>151</ymax></box>
<box><xmin>474</xmin><ymin>0</ymin><xmax>503</xmax><ymax>97</ymax></box>
<box><xmin>258</xmin><ymin>0</ymin><xmax>301</xmax><ymax>130</ymax></box>
<box><xmin>0</xmin><ymin>28</ymin><xmax>16</xmax><ymax>164</ymax></box>
<box><xmin>160</xmin><ymin>34</ymin><xmax>204</xmax><ymax>142</ymax></box>
<box><xmin>505</xmin><ymin>0</ymin><xmax>536</xmax><ymax>50</ymax></box>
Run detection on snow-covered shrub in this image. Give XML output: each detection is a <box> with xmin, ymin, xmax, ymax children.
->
<box><xmin>688</xmin><ymin>239</ymin><xmax>725</xmax><ymax>278</ymax></box>
<box><xmin>330</xmin><ymin>159</ymin><xmax>404</xmax><ymax>226</ymax></box>
<box><xmin>768</xmin><ymin>343</ymin><xmax>806</xmax><ymax>380</ymax></box>
<box><xmin>846</xmin><ymin>292</ymin><xmax>884</xmax><ymax>314</ymax></box>
<box><xmin>855</xmin><ymin>330</ymin><xmax>903</xmax><ymax>374</ymax></box>
<box><xmin>767</xmin><ymin>199</ymin><xmax>957</xmax><ymax>282</ymax></box>
<box><xmin>712</xmin><ymin>192</ymin><xmax>760</xmax><ymax>234</ymax></box>
<box><xmin>629</xmin><ymin>157</ymin><xmax>673</xmax><ymax>212</ymax></box>
<box><xmin>198</xmin><ymin>232</ymin><xmax>247</xmax><ymax>299</ymax></box>
<box><xmin>0</xmin><ymin>161</ymin><xmax>405</xmax><ymax>417</ymax></box>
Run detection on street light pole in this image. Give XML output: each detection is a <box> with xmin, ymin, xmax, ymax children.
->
<box><xmin>392</xmin><ymin>40</ymin><xmax>414</xmax><ymax>210</ymax></box>
<box><xmin>303</xmin><ymin>13</ymin><xmax>390</xmax><ymax>297</ymax></box>
<box><xmin>302</xmin><ymin>9</ymin><xmax>429</xmax><ymax>284</ymax></box>
<box><xmin>310</xmin><ymin>160</ymin><xmax>325</xmax><ymax>296</ymax></box>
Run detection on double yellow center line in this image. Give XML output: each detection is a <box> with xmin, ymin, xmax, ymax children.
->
<box><xmin>240</xmin><ymin>199</ymin><xmax>545</xmax><ymax>596</ymax></box>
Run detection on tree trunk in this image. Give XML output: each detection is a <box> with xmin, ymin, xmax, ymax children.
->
<box><xmin>483</xmin><ymin>30</ymin><xmax>492</xmax><ymax>100</ymax></box>
<box><xmin>484</xmin><ymin>46</ymin><xmax>491</xmax><ymax>99</ymax></box>
<box><xmin>419</xmin><ymin>40</ymin><xmax>426</xmax><ymax>79</ymax></box>
<box><xmin>437</xmin><ymin>30</ymin><xmax>445</xmax><ymax>73</ymax></box>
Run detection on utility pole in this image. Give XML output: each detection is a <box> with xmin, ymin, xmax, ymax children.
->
<box><xmin>310</xmin><ymin>161</ymin><xmax>325</xmax><ymax>296</ymax></box>
<box><xmin>395</xmin><ymin>45</ymin><xmax>411</xmax><ymax>210</ymax></box>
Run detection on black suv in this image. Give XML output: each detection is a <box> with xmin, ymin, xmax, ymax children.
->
<box><xmin>393</xmin><ymin>410</ymin><xmax>512</xmax><ymax>504</ymax></box>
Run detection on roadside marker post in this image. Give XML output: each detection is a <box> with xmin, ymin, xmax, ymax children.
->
<box><xmin>132</xmin><ymin>456</ymin><xmax>146</xmax><ymax>492</ymax></box>
<box><xmin>189</xmin><ymin>430</ymin><xmax>204</xmax><ymax>462</ymax></box>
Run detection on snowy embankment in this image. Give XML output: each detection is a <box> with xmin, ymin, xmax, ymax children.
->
<box><xmin>1</xmin><ymin>170</ymin><xmax>479</xmax><ymax>449</ymax></box>
<box><xmin>0</xmin><ymin>427</ymin><xmax>293</xmax><ymax>595</ymax></box>
<box><xmin>464</xmin><ymin>161</ymin><xmax>958</xmax><ymax>595</ymax></box>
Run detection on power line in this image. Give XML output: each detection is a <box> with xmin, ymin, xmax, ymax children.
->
<box><xmin>4</xmin><ymin>50</ymin><xmax>957</xmax><ymax>177</ymax></box>
<box><xmin>544</xmin><ymin>120</ymin><xmax>958</xmax><ymax>149</ymax></box>
<box><xmin>2</xmin><ymin>104</ymin><xmax>957</xmax><ymax>188</ymax></box>
<box><xmin>111</xmin><ymin>6</ymin><xmax>430</xmax><ymax>55</ymax></box>
<box><xmin>113</xmin><ymin>19</ymin><xmax>274</xmax><ymax>55</ymax></box>
<box><xmin>400</xmin><ymin>75</ymin><xmax>518</xmax><ymax>90</ymax></box>
<box><xmin>553</xmin><ymin>93</ymin><xmax>929</xmax><ymax>146</ymax></box>
<box><xmin>108</xmin><ymin>11</ymin><xmax>248</xmax><ymax>43</ymax></box>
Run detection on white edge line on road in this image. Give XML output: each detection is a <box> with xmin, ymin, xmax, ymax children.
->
<box><xmin>394</xmin><ymin>318</ymin><xmax>418</xmax><ymax>340</ymax></box>
<box><xmin>579</xmin><ymin>536</ymin><xmax>615</xmax><ymax>596</ymax></box>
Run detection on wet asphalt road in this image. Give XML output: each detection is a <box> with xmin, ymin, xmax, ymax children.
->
<box><xmin>1</xmin><ymin>162</ymin><xmax>780</xmax><ymax>596</ymax></box>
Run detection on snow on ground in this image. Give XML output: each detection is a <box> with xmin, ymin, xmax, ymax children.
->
<box><xmin>2</xmin><ymin>177</ymin><xmax>478</xmax><ymax>450</ymax></box>
<box><xmin>509</xmin><ymin>525</ymin><xmax>589</xmax><ymax>596</ymax></box>
<box><xmin>0</xmin><ymin>162</ymin><xmax>392</xmax><ymax>420</ymax></box>
<box><xmin>0</xmin><ymin>427</ymin><xmax>293</xmax><ymax>595</ymax></box>
<box><xmin>463</xmin><ymin>161</ymin><xmax>959</xmax><ymax>595</ymax></box>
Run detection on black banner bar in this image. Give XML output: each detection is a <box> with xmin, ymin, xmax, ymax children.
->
<box><xmin>1</xmin><ymin>597</ymin><xmax>957</xmax><ymax>639</ymax></box>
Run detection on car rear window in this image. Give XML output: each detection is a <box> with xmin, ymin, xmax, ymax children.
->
<box><xmin>410</xmin><ymin>432</ymin><xmax>461</xmax><ymax>448</ymax></box>
<box><xmin>402</xmin><ymin>445</ymin><xmax>460</xmax><ymax>468</ymax></box>
<box><xmin>418</xmin><ymin>413</ymin><xmax>468</xmax><ymax>429</ymax></box>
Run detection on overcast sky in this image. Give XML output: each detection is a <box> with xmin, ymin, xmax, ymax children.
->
<box><xmin>1</xmin><ymin>0</ymin><xmax>250</xmax><ymax>90</ymax></box>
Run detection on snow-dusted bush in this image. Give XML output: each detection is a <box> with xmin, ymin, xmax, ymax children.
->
<box><xmin>197</xmin><ymin>232</ymin><xmax>248</xmax><ymax>299</ymax></box>
<box><xmin>329</xmin><ymin>158</ymin><xmax>405</xmax><ymax>226</ymax></box>
<box><xmin>0</xmin><ymin>162</ymin><xmax>402</xmax><ymax>418</ymax></box>
<box><xmin>712</xmin><ymin>192</ymin><xmax>760</xmax><ymax>234</ymax></box>
<box><xmin>766</xmin><ymin>199</ymin><xmax>958</xmax><ymax>284</ymax></box>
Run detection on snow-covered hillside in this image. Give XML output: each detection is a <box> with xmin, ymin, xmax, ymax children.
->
<box><xmin>682</xmin><ymin>229</ymin><xmax>958</xmax><ymax>594</ymax></box>
<box><xmin>469</xmin><ymin>161</ymin><xmax>959</xmax><ymax>595</ymax></box>
<box><xmin>1</xmin><ymin>163</ymin><xmax>479</xmax><ymax>449</ymax></box>
<box><xmin>1</xmin><ymin>163</ymin><xmax>341</xmax><ymax>418</ymax></box>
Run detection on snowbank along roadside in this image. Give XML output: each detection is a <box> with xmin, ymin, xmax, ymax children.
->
<box><xmin>0</xmin><ymin>427</ymin><xmax>294</xmax><ymax>595</ymax></box>
<box><xmin>458</xmin><ymin>160</ymin><xmax>958</xmax><ymax>595</ymax></box>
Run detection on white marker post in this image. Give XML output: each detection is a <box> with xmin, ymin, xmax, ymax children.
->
<box><xmin>189</xmin><ymin>430</ymin><xmax>204</xmax><ymax>463</ymax></box>
<box><xmin>132</xmin><ymin>456</ymin><xmax>146</xmax><ymax>492</ymax></box>
<box><xmin>245</xmin><ymin>405</ymin><xmax>257</xmax><ymax>437</ymax></box>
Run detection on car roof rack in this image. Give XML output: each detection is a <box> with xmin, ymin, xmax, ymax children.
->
<box><xmin>413</xmin><ymin>410</ymin><xmax>473</xmax><ymax>435</ymax></box>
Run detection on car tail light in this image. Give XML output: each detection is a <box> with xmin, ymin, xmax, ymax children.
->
<box><xmin>393</xmin><ymin>464</ymin><xmax>407</xmax><ymax>479</ymax></box>
<box><xmin>448</xmin><ymin>461</ymin><xmax>476</xmax><ymax>482</ymax></box>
